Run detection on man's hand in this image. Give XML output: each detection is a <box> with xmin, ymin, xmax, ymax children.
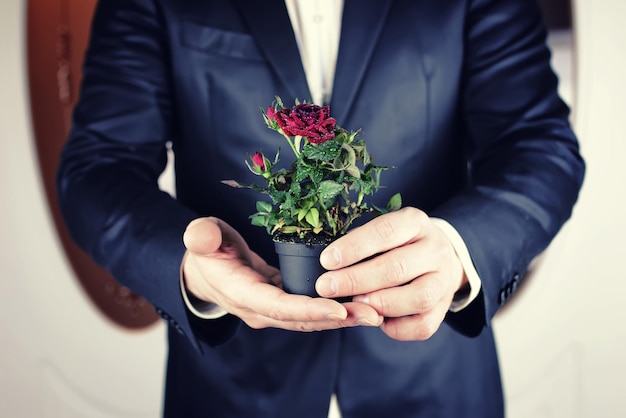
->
<box><xmin>316</xmin><ymin>207</ymin><xmax>469</xmax><ymax>341</ymax></box>
<box><xmin>182</xmin><ymin>217</ymin><xmax>382</xmax><ymax>332</ymax></box>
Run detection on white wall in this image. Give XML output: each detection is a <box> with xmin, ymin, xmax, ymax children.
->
<box><xmin>0</xmin><ymin>2</ymin><xmax>166</xmax><ymax>417</ymax></box>
<box><xmin>492</xmin><ymin>1</ymin><xmax>626</xmax><ymax>417</ymax></box>
<box><xmin>2</xmin><ymin>0</ymin><xmax>625</xmax><ymax>417</ymax></box>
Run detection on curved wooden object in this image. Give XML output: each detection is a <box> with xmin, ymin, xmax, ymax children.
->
<box><xmin>27</xmin><ymin>0</ymin><xmax>158</xmax><ymax>329</ymax></box>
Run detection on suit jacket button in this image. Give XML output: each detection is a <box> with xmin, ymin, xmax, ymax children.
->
<box><xmin>498</xmin><ymin>290</ymin><xmax>507</xmax><ymax>305</ymax></box>
<box><xmin>156</xmin><ymin>308</ymin><xmax>172</xmax><ymax>321</ymax></box>
<box><xmin>511</xmin><ymin>273</ymin><xmax>520</xmax><ymax>291</ymax></box>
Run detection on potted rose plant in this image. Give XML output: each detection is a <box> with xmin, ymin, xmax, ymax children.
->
<box><xmin>224</xmin><ymin>98</ymin><xmax>401</xmax><ymax>297</ymax></box>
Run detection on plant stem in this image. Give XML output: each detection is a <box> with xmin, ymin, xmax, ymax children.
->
<box><xmin>283</xmin><ymin>133</ymin><xmax>301</xmax><ymax>157</ymax></box>
<box><xmin>318</xmin><ymin>199</ymin><xmax>337</xmax><ymax>236</ymax></box>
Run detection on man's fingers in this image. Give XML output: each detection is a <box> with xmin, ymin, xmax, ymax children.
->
<box><xmin>237</xmin><ymin>282</ymin><xmax>349</xmax><ymax>323</ymax></box>
<box><xmin>240</xmin><ymin>294</ymin><xmax>382</xmax><ymax>331</ymax></box>
<box><xmin>320</xmin><ymin>207</ymin><xmax>429</xmax><ymax>270</ymax></box>
<box><xmin>316</xmin><ymin>242</ymin><xmax>435</xmax><ymax>298</ymax></box>
<box><xmin>353</xmin><ymin>272</ymin><xmax>447</xmax><ymax>318</ymax></box>
<box><xmin>250</xmin><ymin>251</ymin><xmax>283</xmax><ymax>287</ymax></box>
<box><xmin>181</xmin><ymin>215</ymin><xmax>387</xmax><ymax>333</ymax></box>
<box><xmin>379</xmin><ymin>303</ymin><xmax>449</xmax><ymax>341</ymax></box>
<box><xmin>183</xmin><ymin>217</ymin><xmax>223</xmax><ymax>255</ymax></box>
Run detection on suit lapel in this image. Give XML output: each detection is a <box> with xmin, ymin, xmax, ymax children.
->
<box><xmin>331</xmin><ymin>0</ymin><xmax>394</xmax><ymax>123</ymax></box>
<box><xmin>232</xmin><ymin>0</ymin><xmax>310</xmax><ymax>100</ymax></box>
<box><xmin>233</xmin><ymin>0</ymin><xmax>393</xmax><ymax>122</ymax></box>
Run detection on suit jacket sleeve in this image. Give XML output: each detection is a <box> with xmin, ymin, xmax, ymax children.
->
<box><xmin>435</xmin><ymin>0</ymin><xmax>585</xmax><ymax>335</ymax></box>
<box><xmin>56</xmin><ymin>0</ymin><xmax>240</xmax><ymax>352</ymax></box>
<box><xmin>56</xmin><ymin>0</ymin><xmax>585</xmax><ymax>345</ymax></box>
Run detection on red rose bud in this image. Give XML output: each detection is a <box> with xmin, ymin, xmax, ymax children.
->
<box><xmin>274</xmin><ymin>103</ymin><xmax>336</xmax><ymax>143</ymax></box>
<box><xmin>266</xmin><ymin>106</ymin><xmax>276</xmax><ymax>122</ymax></box>
<box><xmin>252</xmin><ymin>151</ymin><xmax>266</xmax><ymax>171</ymax></box>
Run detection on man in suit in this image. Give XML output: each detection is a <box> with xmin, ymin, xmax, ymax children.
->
<box><xmin>57</xmin><ymin>0</ymin><xmax>585</xmax><ymax>416</ymax></box>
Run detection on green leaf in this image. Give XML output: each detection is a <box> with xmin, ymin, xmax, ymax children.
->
<box><xmin>343</xmin><ymin>144</ymin><xmax>356</xmax><ymax>167</ymax></box>
<box><xmin>334</xmin><ymin>130</ymin><xmax>348</xmax><ymax>144</ymax></box>
<box><xmin>305</xmin><ymin>207</ymin><xmax>320</xmax><ymax>228</ymax></box>
<box><xmin>303</xmin><ymin>140</ymin><xmax>341</xmax><ymax>162</ymax></box>
<box><xmin>250</xmin><ymin>214</ymin><xmax>268</xmax><ymax>227</ymax></box>
<box><xmin>345</xmin><ymin>164</ymin><xmax>361</xmax><ymax>179</ymax></box>
<box><xmin>280</xmin><ymin>226</ymin><xmax>299</xmax><ymax>234</ymax></box>
<box><xmin>318</xmin><ymin>180</ymin><xmax>344</xmax><ymax>201</ymax></box>
<box><xmin>295</xmin><ymin>164</ymin><xmax>322</xmax><ymax>183</ymax></box>
<box><xmin>268</xmin><ymin>188</ymin><xmax>288</xmax><ymax>205</ymax></box>
<box><xmin>297</xmin><ymin>208</ymin><xmax>308</xmax><ymax>221</ymax></box>
<box><xmin>308</xmin><ymin>167</ymin><xmax>323</xmax><ymax>184</ymax></box>
<box><xmin>331</xmin><ymin>144</ymin><xmax>358</xmax><ymax>175</ymax></box>
<box><xmin>256</xmin><ymin>201</ymin><xmax>273</xmax><ymax>213</ymax></box>
<box><xmin>281</xmin><ymin>193</ymin><xmax>297</xmax><ymax>212</ymax></box>
<box><xmin>289</xmin><ymin>180</ymin><xmax>302</xmax><ymax>198</ymax></box>
<box><xmin>387</xmin><ymin>193</ymin><xmax>403</xmax><ymax>211</ymax></box>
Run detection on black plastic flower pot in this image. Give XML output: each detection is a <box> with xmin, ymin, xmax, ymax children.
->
<box><xmin>273</xmin><ymin>240</ymin><xmax>327</xmax><ymax>297</ymax></box>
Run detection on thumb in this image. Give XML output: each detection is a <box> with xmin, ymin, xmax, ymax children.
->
<box><xmin>183</xmin><ymin>217</ymin><xmax>223</xmax><ymax>255</ymax></box>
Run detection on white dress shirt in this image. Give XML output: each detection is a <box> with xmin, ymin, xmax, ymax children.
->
<box><xmin>284</xmin><ymin>0</ymin><xmax>343</xmax><ymax>105</ymax></box>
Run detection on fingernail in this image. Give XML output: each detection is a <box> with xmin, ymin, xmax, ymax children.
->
<box><xmin>357</xmin><ymin>316</ymin><xmax>380</xmax><ymax>327</ymax></box>
<box><xmin>327</xmin><ymin>312</ymin><xmax>347</xmax><ymax>321</ymax></box>
<box><xmin>320</xmin><ymin>247</ymin><xmax>341</xmax><ymax>268</ymax></box>
<box><xmin>353</xmin><ymin>295</ymin><xmax>369</xmax><ymax>305</ymax></box>
<box><xmin>316</xmin><ymin>276</ymin><xmax>337</xmax><ymax>296</ymax></box>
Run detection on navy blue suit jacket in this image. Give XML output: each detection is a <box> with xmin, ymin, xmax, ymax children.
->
<box><xmin>58</xmin><ymin>0</ymin><xmax>584</xmax><ymax>416</ymax></box>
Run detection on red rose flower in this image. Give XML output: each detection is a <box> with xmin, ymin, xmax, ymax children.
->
<box><xmin>271</xmin><ymin>103</ymin><xmax>336</xmax><ymax>144</ymax></box>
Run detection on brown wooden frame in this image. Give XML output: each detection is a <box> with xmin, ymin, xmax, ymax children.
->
<box><xmin>27</xmin><ymin>0</ymin><xmax>158</xmax><ymax>329</ymax></box>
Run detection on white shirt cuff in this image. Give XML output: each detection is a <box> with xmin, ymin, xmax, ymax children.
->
<box><xmin>179</xmin><ymin>252</ymin><xmax>229</xmax><ymax>320</ymax></box>
<box><xmin>430</xmin><ymin>218</ymin><xmax>482</xmax><ymax>312</ymax></box>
